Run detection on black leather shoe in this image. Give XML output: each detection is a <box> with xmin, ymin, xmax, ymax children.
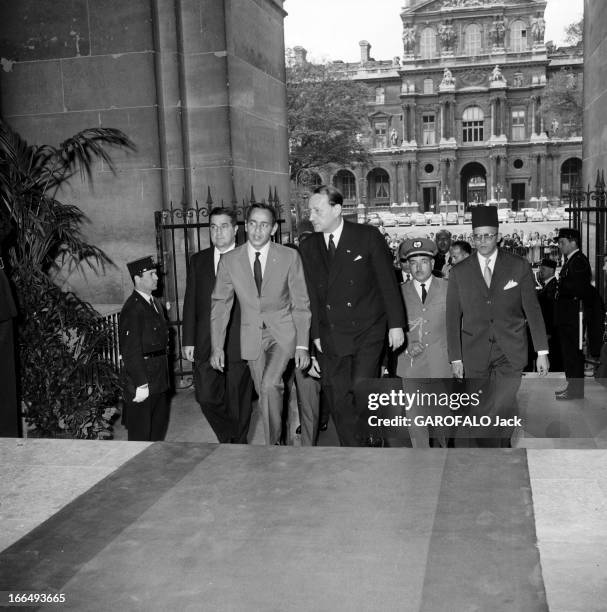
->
<box><xmin>555</xmin><ymin>391</ymin><xmax>584</xmax><ymax>401</ymax></box>
<box><xmin>295</xmin><ymin>425</ymin><xmax>301</xmax><ymax>435</ymax></box>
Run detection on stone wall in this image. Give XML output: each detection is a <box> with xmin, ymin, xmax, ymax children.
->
<box><xmin>0</xmin><ymin>0</ymin><xmax>289</xmax><ymax>307</ymax></box>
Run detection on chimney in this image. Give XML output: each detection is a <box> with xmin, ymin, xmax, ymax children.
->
<box><xmin>293</xmin><ymin>46</ymin><xmax>307</xmax><ymax>66</ymax></box>
<box><xmin>359</xmin><ymin>40</ymin><xmax>371</xmax><ymax>64</ymax></box>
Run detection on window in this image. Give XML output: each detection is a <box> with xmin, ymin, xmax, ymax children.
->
<box><xmin>422</xmin><ymin>114</ymin><xmax>436</xmax><ymax>145</ymax></box>
<box><xmin>510</xmin><ymin>21</ymin><xmax>527</xmax><ymax>52</ymax></box>
<box><xmin>375</xmin><ymin>174</ymin><xmax>389</xmax><ymax>199</ymax></box>
<box><xmin>420</xmin><ymin>28</ymin><xmax>437</xmax><ymax>59</ymax></box>
<box><xmin>375</xmin><ymin>86</ymin><xmax>385</xmax><ymax>104</ymax></box>
<box><xmin>333</xmin><ymin>170</ymin><xmax>356</xmax><ymax>200</ymax></box>
<box><xmin>423</xmin><ymin>78</ymin><xmax>434</xmax><ymax>94</ymax></box>
<box><xmin>374</xmin><ymin>121</ymin><xmax>387</xmax><ymax>148</ymax></box>
<box><xmin>462</xmin><ymin>106</ymin><xmax>484</xmax><ymax>143</ymax></box>
<box><xmin>465</xmin><ymin>24</ymin><xmax>482</xmax><ymax>56</ymax></box>
<box><xmin>511</xmin><ymin>109</ymin><xmax>526</xmax><ymax>141</ymax></box>
<box><xmin>561</xmin><ymin>158</ymin><xmax>582</xmax><ymax>194</ymax></box>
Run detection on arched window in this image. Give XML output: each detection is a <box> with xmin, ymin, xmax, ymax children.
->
<box><xmin>465</xmin><ymin>24</ymin><xmax>482</xmax><ymax>56</ymax></box>
<box><xmin>560</xmin><ymin>158</ymin><xmax>582</xmax><ymax>194</ymax></box>
<box><xmin>420</xmin><ymin>28</ymin><xmax>437</xmax><ymax>59</ymax></box>
<box><xmin>510</xmin><ymin>20</ymin><xmax>528</xmax><ymax>52</ymax></box>
<box><xmin>462</xmin><ymin>106</ymin><xmax>484</xmax><ymax>142</ymax></box>
<box><xmin>333</xmin><ymin>170</ymin><xmax>357</xmax><ymax>200</ymax></box>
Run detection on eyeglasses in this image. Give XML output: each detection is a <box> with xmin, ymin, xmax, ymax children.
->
<box><xmin>472</xmin><ymin>233</ymin><xmax>497</xmax><ymax>242</ymax></box>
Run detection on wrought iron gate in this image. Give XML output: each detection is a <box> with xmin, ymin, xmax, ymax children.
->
<box><xmin>566</xmin><ymin>170</ymin><xmax>607</xmax><ymax>300</ymax></box>
<box><xmin>155</xmin><ymin>187</ymin><xmax>288</xmax><ymax>382</ymax></box>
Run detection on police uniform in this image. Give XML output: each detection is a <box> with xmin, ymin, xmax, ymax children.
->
<box><xmin>119</xmin><ymin>257</ymin><xmax>170</xmax><ymax>441</ymax></box>
<box><xmin>555</xmin><ymin>228</ymin><xmax>592</xmax><ymax>399</ymax></box>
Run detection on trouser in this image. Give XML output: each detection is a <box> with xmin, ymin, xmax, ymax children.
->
<box><xmin>559</xmin><ymin>322</ymin><xmax>585</xmax><ymax>395</ymax></box>
<box><xmin>194</xmin><ymin>358</ymin><xmax>253</xmax><ymax>443</ymax></box>
<box><xmin>126</xmin><ymin>392</ymin><xmax>170</xmax><ymax>441</ymax></box>
<box><xmin>319</xmin><ymin>338</ymin><xmax>384</xmax><ymax>447</ymax></box>
<box><xmin>248</xmin><ymin>329</ymin><xmax>292</xmax><ymax>445</ymax></box>
<box><xmin>463</xmin><ymin>342</ymin><xmax>523</xmax><ymax>448</ymax></box>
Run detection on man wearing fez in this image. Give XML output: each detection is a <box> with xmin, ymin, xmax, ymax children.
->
<box><xmin>299</xmin><ymin>185</ymin><xmax>405</xmax><ymax>446</ymax></box>
<box><xmin>210</xmin><ymin>203</ymin><xmax>311</xmax><ymax>446</ymax></box>
<box><xmin>536</xmin><ymin>257</ymin><xmax>562</xmax><ymax>372</ymax></box>
<box><xmin>555</xmin><ymin>228</ymin><xmax>593</xmax><ymax>400</ymax></box>
<box><xmin>119</xmin><ymin>257</ymin><xmax>171</xmax><ymax>441</ymax></box>
<box><xmin>182</xmin><ymin>207</ymin><xmax>253</xmax><ymax>443</ymax></box>
<box><xmin>446</xmin><ymin>206</ymin><xmax>549</xmax><ymax>447</ymax></box>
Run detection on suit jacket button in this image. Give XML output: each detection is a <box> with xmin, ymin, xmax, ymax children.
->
<box><xmin>326</xmin><ymin>304</ymin><xmax>331</xmax><ymax>310</ymax></box>
<box><xmin>346</xmin><ymin>302</ymin><xmax>352</xmax><ymax>308</ymax></box>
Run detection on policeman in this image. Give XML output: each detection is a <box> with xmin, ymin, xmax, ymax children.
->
<box><xmin>555</xmin><ymin>228</ymin><xmax>592</xmax><ymax>400</ymax></box>
<box><xmin>119</xmin><ymin>256</ymin><xmax>171</xmax><ymax>440</ymax></box>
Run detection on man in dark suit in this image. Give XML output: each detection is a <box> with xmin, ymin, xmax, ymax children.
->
<box><xmin>536</xmin><ymin>257</ymin><xmax>562</xmax><ymax>372</ymax></box>
<box><xmin>210</xmin><ymin>203</ymin><xmax>311</xmax><ymax>445</ymax></box>
<box><xmin>432</xmin><ymin>229</ymin><xmax>452</xmax><ymax>278</ymax></box>
<box><xmin>299</xmin><ymin>185</ymin><xmax>406</xmax><ymax>446</ymax></box>
<box><xmin>119</xmin><ymin>257</ymin><xmax>171</xmax><ymax>441</ymax></box>
<box><xmin>182</xmin><ymin>207</ymin><xmax>253</xmax><ymax>443</ymax></box>
<box><xmin>446</xmin><ymin>206</ymin><xmax>549</xmax><ymax>447</ymax></box>
<box><xmin>555</xmin><ymin>227</ymin><xmax>593</xmax><ymax>400</ymax></box>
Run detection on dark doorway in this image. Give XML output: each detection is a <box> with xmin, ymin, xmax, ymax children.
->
<box><xmin>460</xmin><ymin>162</ymin><xmax>487</xmax><ymax>208</ymax></box>
<box><xmin>511</xmin><ymin>183</ymin><xmax>525</xmax><ymax>211</ymax></box>
<box><xmin>422</xmin><ymin>187</ymin><xmax>437</xmax><ymax>212</ymax></box>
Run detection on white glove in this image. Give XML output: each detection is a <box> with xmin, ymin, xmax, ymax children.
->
<box><xmin>133</xmin><ymin>384</ymin><xmax>150</xmax><ymax>403</ymax></box>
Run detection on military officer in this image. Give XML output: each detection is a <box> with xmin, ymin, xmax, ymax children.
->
<box><xmin>119</xmin><ymin>256</ymin><xmax>171</xmax><ymax>441</ymax></box>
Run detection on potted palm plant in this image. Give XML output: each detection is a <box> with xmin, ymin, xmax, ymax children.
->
<box><xmin>0</xmin><ymin>120</ymin><xmax>135</xmax><ymax>438</ymax></box>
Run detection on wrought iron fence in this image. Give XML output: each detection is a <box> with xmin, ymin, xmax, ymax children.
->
<box><xmin>566</xmin><ymin>170</ymin><xmax>607</xmax><ymax>300</ymax></box>
<box><xmin>155</xmin><ymin>187</ymin><xmax>288</xmax><ymax>381</ymax></box>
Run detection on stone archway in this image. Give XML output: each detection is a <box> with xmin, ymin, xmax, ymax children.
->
<box><xmin>460</xmin><ymin>161</ymin><xmax>487</xmax><ymax>208</ymax></box>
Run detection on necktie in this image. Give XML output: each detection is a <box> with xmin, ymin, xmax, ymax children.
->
<box><xmin>328</xmin><ymin>234</ymin><xmax>336</xmax><ymax>260</ymax></box>
<box><xmin>149</xmin><ymin>297</ymin><xmax>158</xmax><ymax>313</ymax></box>
<box><xmin>254</xmin><ymin>252</ymin><xmax>262</xmax><ymax>296</ymax></box>
<box><xmin>421</xmin><ymin>283</ymin><xmax>427</xmax><ymax>304</ymax></box>
<box><xmin>483</xmin><ymin>260</ymin><xmax>492</xmax><ymax>288</ymax></box>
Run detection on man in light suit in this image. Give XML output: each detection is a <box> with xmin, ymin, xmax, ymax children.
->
<box><xmin>446</xmin><ymin>206</ymin><xmax>549</xmax><ymax>447</ymax></box>
<box><xmin>299</xmin><ymin>185</ymin><xmax>406</xmax><ymax>446</ymax></box>
<box><xmin>395</xmin><ymin>238</ymin><xmax>451</xmax><ymax>448</ymax></box>
<box><xmin>210</xmin><ymin>203</ymin><xmax>311</xmax><ymax>445</ymax></box>
<box><xmin>182</xmin><ymin>207</ymin><xmax>254</xmax><ymax>443</ymax></box>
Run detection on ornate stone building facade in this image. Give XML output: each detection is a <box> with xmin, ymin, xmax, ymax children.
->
<box><xmin>306</xmin><ymin>0</ymin><xmax>582</xmax><ymax>213</ymax></box>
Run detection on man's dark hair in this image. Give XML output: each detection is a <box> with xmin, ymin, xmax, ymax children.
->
<box><xmin>452</xmin><ymin>240</ymin><xmax>472</xmax><ymax>255</ymax></box>
<box><xmin>246</xmin><ymin>202</ymin><xmax>277</xmax><ymax>225</ymax></box>
<box><xmin>209</xmin><ymin>206</ymin><xmax>238</xmax><ymax>226</ymax></box>
<box><xmin>313</xmin><ymin>184</ymin><xmax>343</xmax><ymax>207</ymax></box>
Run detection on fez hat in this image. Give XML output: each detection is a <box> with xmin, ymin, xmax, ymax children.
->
<box><xmin>127</xmin><ymin>256</ymin><xmax>157</xmax><ymax>278</ymax></box>
<box><xmin>400</xmin><ymin>237</ymin><xmax>437</xmax><ymax>260</ymax></box>
<box><xmin>297</xmin><ymin>219</ymin><xmax>314</xmax><ymax>237</ymax></box>
<box><xmin>557</xmin><ymin>227</ymin><xmax>581</xmax><ymax>243</ymax></box>
<box><xmin>471</xmin><ymin>206</ymin><xmax>498</xmax><ymax>228</ymax></box>
<box><xmin>540</xmin><ymin>258</ymin><xmax>557</xmax><ymax>270</ymax></box>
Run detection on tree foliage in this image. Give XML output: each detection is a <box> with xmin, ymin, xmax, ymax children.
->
<box><xmin>0</xmin><ymin>120</ymin><xmax>136</xmax><ymax>437</ymax></box>
<box><xmin>286</xmin><ymin>51</ymin><xmax>372</xmax><ymax>178</ymax></box>
<box><xmin>564</xmin><ymin>18</ymin><xmax>583</xmax><ymax>47</ymax></box>
<box><xmin>540</xmin><ymin>68</ymin><xmax>583</xmax><ymax>137</ymax></box>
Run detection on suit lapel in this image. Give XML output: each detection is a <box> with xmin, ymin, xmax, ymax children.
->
<box><xmin>238</xmin><ymin>245</ymin><xmax>259</xmax><ymax>297</ymax></box>
<box><xmin>328</xmin><ymin>222</ymin><xmax>353</xmax><ymax>287</ymax></box>
<box><xmin>263</xmin><ymin>242</ymin><xmax>280</xmax><ymax>294</ymax></box>
<box><xmin>472</xmin><ymin>254</ymin><xmax>490</xmax><ymax>296</ymax></box>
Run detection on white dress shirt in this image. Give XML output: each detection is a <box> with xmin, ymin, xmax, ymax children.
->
<box><xmin>214</xmin><ymin>243</ymin><xmax>236</xmax><ymax>275</ymax></box>
<box><xmin>476</xmin><ymin>250</ymin><xmax>498</xmax><ymax>277</ymax></box>
<box><xmin>247</xmin><ymin>241</ymin><xmax>271</xmax><ymax>275</ymax></box>
<box><xmin>413</xmin><ymin>275</ymin><xmax>433</xmax><ymax>303</ymax></box>
<box><xmin>323</xmin><ymin>218</ymin><xmax>344</xmax><ymax>249</ymax></box>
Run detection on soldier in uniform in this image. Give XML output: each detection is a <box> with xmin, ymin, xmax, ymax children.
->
<box><xmin>555</xmin><ymin>228</ymin><xmax>592</xmax><ymax>400</ymax></box>
<box><xmin>119</xmin><ymin>256</ymin><xmax>171</xmax><ymax>441</ymax></box>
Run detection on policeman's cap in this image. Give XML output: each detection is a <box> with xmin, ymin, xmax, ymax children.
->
<box><xmin>557</xmin><ymin>227</ymin><xmax>580</xmax><ymax>243</ymax></box>
<box><xmin>127</xmin><ymin>256</ymin><xmax>157</xmax><ymax>278</ymax></box>
<box><xmin>400</xmin><ymin>238</ymin><xmax>437</xmax><ymax>260</ymax></box>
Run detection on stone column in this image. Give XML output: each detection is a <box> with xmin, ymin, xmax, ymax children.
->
<box><xmin>530</xmin><ymin>97</ymin><xmax>537</xmax><ymax>136</ymax></box>
<box><xmin>402</xmin><ymin>105</ymin><xmax>408</xmax><ymax>142</ymax></box>
<box><xmin>539</xmin><ymin>153</ymin><xmax>547</xmax><ymax>196</ymax></box>
<box><xmin>392</xmin><ymin>161</ymin><xmax>400</xmax><ymax>203</ymax></box>
<box><xmin>440</xmin><ymin>158</ymin><xmax>448</xmax><ymax>200</ymax></box>
<box><xmin>409</xmin><ymin>103</ymin><xmax>417</xmax><ymax>144</ymax></box>
<box><xmin>490</xmin><ymin>99</ymin><xmax>496</xmax><ymax>137</ymax></box>
<box><xmin>411</xmin><ymin>160</ymin><xmax>419</xmax><ymax>204</ymax></box>
<box><xmin>403</xmin><ymin>162</ymin><xmax>410</xmax><ymax>202</ymax></box>
<box><xmin>488</xmin><ymin>154</ymin><xmax>495</xmax><ymax>198</ymax></box>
